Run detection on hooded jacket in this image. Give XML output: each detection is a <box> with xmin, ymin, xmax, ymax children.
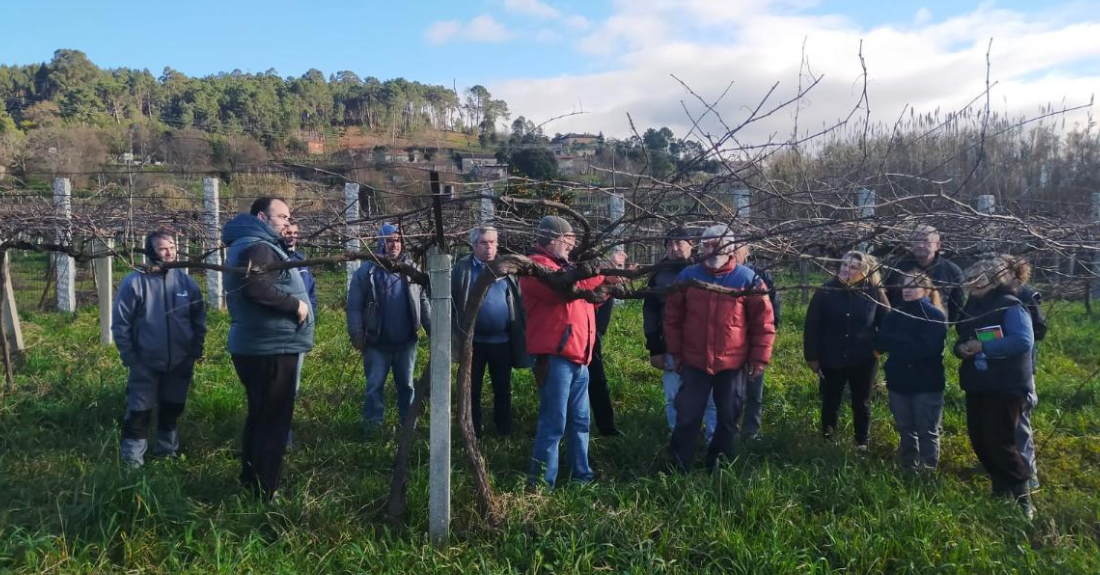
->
<box><xmin>112</xmin><ymin>235</ymin><xmax>206</xmax><ymax>371</ymax></box>
<box><xmin>346</xmin><ymin>224</ymin><xmax>430</xmax><ymax>349</ymax></box>
<box><xmin>222</xmin><ymin>213</ymin><xmax>315</xmax><ymax>355</ymax></box>
<box><xmin>663</xmin><ymin>258</ymin><xmax>776</xmax><ymax>374</ymax></box>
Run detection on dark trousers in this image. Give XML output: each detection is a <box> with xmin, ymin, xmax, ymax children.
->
<box><xmin>820</xmin><ymin>360</ymin><xmax>877</xmax><ymax>444</ymax></box>
<box><xmin>966</xmin><ymin>391</ymin><xmax>1030</xmax><ymax>490</ymax></box>
<box><xmin>471</xmin><ymin>341</ymin><xmax>514</xmax><ymax>436</ymax></box>
<box><xmin>587</xmin><ymin>335</ymin><xmax>617</xmax><ymax>433</ymax></box>
<box><xmin>232</xmin><ymin>353</ymin><xmax>301</xmax><ymax>499</ymax></box>
<box><xmin>670</xmin><ymin>365</ymin><xmax>746</xmax><ymax>470</ymax></box>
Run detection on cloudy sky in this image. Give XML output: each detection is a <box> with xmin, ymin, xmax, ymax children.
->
<box><xmin>3</xmin><ymin>0</ymin><xmax>1097</xmax><ymax>140</ymax></box>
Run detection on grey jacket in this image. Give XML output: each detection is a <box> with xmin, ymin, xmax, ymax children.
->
<box><xmin>112</xmin><ymin>268</ymin><xmax>206</xmax><ymax>371</ymax></box>
<box><xmin>346</xmin><ymin>259</ymin><xmax>430</xmax><ymax>348</ymax></box>
<box><xmin>222</xmin><ymin>213</ymin><xmax>315</xmax><ymax>355</ymax></box>
<box><xmin>450</xmin><ymin>254</ymin><xmax>531</xmax><ymax>367</ymax></box>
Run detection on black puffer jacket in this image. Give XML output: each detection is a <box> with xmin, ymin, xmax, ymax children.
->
<box><xmin>804</xmin><ymin>279</ymin><xmax>888</xmax><ymax>369</ymax></box>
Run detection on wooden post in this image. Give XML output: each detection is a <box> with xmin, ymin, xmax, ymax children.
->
<box><xmin>93</xmin><ymin>238</ymin><xmax>114</xmax><ymax>345</ymax></box>
<box><xmin>53</xmin><ymin>178</ymin><xmax>76</xmax><ymax>313</ymax></box>
<box><xmin>427</xmin><ymin>247</ymin><xmax>452</xmax><ymax>548</ymax></box>
<box><xmin>345</xmin><ymin>182</ymin><xmax>361</xmax><ymax>287</ymax></box>
<box><xmin>202</xmin><ymin>178</ymin><xmax>224</xmax><ymax>310</ymax></box>
<box><xmin>1</xmin><ymin>250</ymin><xmax>23</xmax><ymax>353</ymax></box>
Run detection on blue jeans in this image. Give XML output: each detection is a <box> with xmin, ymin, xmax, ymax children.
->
<box><xmin>738</xmin><ymin>374</ymin><xmax>765</xmax><ymax>439</ymax></box>
<box><xmin>888</xmin><ymin>391</ymin><xmax>944</xmax><ymax>469</ymax></box>
<box><xmin>529</xmin><ymin>355</ymin><xmax>594</xmax><ymax>486</ymax></box>
<box><xmin>663</xmin><ymin>354</ymin><xmax>716</xmax><ymax>442</ymax></box>
<box><xmin>362</xmin><ymin>343</ymin><xmax>417</xmax><ymax>426</ymax></box>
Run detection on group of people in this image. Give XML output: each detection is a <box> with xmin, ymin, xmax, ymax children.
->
<box><xmin>111</xmin><ymin>200</ymin><xmax>1044</xmax><ymax>518</ymax></box>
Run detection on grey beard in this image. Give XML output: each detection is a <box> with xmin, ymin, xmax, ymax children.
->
<box><xmin>704</xmin><ymin>255</ymin><xmax>730</xmax><ymax>270</ymax></box>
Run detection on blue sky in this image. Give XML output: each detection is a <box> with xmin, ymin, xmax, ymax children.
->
<box><xmin>2</xmin><ymin>0</ymin><xmax>1097</xmax><ymax>137</ymax></box>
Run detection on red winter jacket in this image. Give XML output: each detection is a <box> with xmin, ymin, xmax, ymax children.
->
<box><xmin>664</xmin><ymin>259</ymin><xmax>776</xmax><ymax>374</ymax></box>
<box><xmin>520</xmin><ymin>249</ymin><xmax>607</xmax><ymax>365</ymax></box>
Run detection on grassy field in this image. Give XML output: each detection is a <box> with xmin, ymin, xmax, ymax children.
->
<box><xmin>1</xmin><ymin>272</ymin><xmax>1099</xmax><ymax>574</ymax></box>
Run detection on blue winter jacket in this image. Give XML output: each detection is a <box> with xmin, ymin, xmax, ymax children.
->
<box><xmin>876</xmin><ymin>297</ymin><xmax>947</xmax><ymax>394</ymax></box>
<box><xmin>113</xmin><ymin>267</ymin><xmax>206</xmax><ymax>371</ymax></box>
<box><xmin>222</xmin><ymin>213</ymin><xmax>315</xmax><ymax>355</ymax></box>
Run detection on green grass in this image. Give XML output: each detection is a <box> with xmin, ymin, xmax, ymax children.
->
<box><xmin>1</xmin><ymin>280</ymin><xmax>1099</xmax><ymax>574</ymax></box>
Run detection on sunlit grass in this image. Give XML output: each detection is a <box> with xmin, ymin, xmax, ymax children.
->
<box><xmin>1</xmin><ymin>291</ymin><xmax>1098</xmax><ymax>574</ymax></box>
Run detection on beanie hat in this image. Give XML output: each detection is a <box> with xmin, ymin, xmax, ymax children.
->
<box><xmin>536</xmin><ymin>215</ymin><xmax>574</xmax><ymax>246</ymax></box>
<box><xmin>664</xmin><ymin>225</ymin><xmax>694</xmax><ymax>246</ymax></box>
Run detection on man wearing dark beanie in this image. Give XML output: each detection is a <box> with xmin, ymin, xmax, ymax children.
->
<box><xmin>521</xmin><ymin>215</ymin><xmax>607</xmax><ymax>487</ymax></box>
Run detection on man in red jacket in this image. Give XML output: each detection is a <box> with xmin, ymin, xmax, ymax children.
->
<box><xmin>521</xmin><ymin>215</ymin><xmax>607</xmax><ymax>486</ymax></box>
<box><xmin>664</xmin><ymin>224</ymin><xmax>776</xmax><ymax>471</ymax></box>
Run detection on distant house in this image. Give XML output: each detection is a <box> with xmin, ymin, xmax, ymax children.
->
<box><xmin>556</xmin><ymin>133</ymin><xmax>599</xmax><ymax>147</ymax></box>
<box><xmin>459</xmin><ymin>153</ymin><xmax>500</xmax><ymax>173</ymax></box>
<box><xmin>471</xmin><ymin>164</ymin><xmax>509</xmax><ymax>180</ymax></box>
<box><xmin>557</xmin><ymin>155</ymin><xmax>576</xmax><ymax>172</ymax></box>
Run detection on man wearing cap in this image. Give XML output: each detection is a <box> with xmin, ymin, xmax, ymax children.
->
<box><xmin>346</xmin><ymin>223</ymin><xmax>431</xmax><ymax>432</ymax></box>
<box><xmin>643</xmin><ymin>226</ymin><xmax>717</xmax><ymax>440</ymax></box>
<box><xmin>521</xmin><ymin>215</ymin><xmax>607</xmax><ymax>486</ymax></box>
<box><xmin>664</xmin><ymin>224</ymin><xmax>776</xmax><ymax>471</ymax></box>
<box><xmin>113</xmin><ymin>230</ymin><xmax>206</xmax><ymax>468</ymax></box>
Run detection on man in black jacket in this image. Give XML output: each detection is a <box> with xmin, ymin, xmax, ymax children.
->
<box><xmin>643</xmin><ymin>226</ymin><xmax>716</xmax><ymax>439</ymax></box>
<box><xmin>588</xmin><ymin>247</ymin><xmax>629</xmax><ymax>437</ymax></box>
<box><xmin>885</xmin><ymin>225</ymin><xmax>965</xmax><ymax>323</ymax></box>
<box><xmin>451</xmin><ymin>225</ymin><xmax>529</xmax><ymax>437</ymax></box>
<box><xmin>736</xmin><ymin>245</ymin><xmax>780</xmax><ymax>441</ymax></box>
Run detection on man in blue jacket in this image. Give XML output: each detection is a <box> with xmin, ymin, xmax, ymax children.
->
<box><xmin>222</xmin><ymin>197</ymin><xmax>315</xmax><ymax>499</ymax></box>
<box><xmin>113</xmin><ymin>230</ymin><xmax>206</xmax><ymax>468</ymax></box>
<box><xmin>451</xmin><ymin>225</ymin><xmax>529</xmax><ymax>437</ymax></box>
<box><xmin>346</xmin><ymin>223</ymin><xmax>430</xmax><ymax>431</ymax></box>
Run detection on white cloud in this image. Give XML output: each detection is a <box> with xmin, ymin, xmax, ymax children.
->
<box><xmin>495</xmin><ymin>2</ymin><xmax>1100</xmax><ymax>140</ymax></box>
<box><xmin>535</xmin><ymin>29</ymin><xmax>562</xmax><ymax>42</ymax></box>
<box><xmin>564</xmin><ymin>14</ymin><xmax>592</xmax><ymax>30</ymax></box>
<box><xmin>424</xmin><ymin>20</ymin><xmax>461</xmax><ymax>45</ymax></box>
<box><xmin>424</xmin><ymin>15</ymin><xmax>514</xmax><ymax>44</ymax></box>
<box><xmin>504</xmin><ymin>0</ymin><xmax>561</xmax><ymax>19</ymax></box>
<box><xmin>467</xmin><ymin>15</ymin><xmax>514</xmax><ymax>42</ymax></box>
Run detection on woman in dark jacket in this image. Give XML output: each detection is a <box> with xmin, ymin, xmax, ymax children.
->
<box><xmin>955</xmin><ymin>256</ymin><xmax>1036</xmax><ymax>518</ymax></box>
<box><xmin>875</xmin><ymin>272</ymin><xmax>947</xmax><ymax>470</ymax></box>
<box><xmin>804</xmin><ymin>251</ymin><xmax>889</xmax><ymax>447</ymax></box>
